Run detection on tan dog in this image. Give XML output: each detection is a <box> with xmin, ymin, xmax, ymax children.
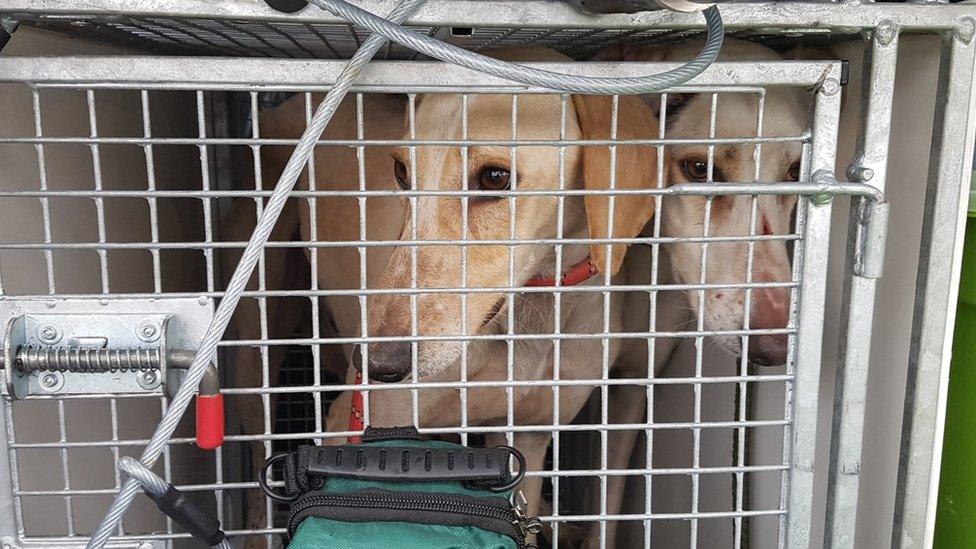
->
<box><xmin>318</xmin><ymin>48</ymin><xmax>664</xmax><ymax>548</ymax></box>
<box><xmin>226</xmin><ymin>40</ymin><xmax>810</xmax><ymax>548</ymax></box>
<box><xmin>597</xmin><ymin>39</ymin><xmax>807</xmax><ymax>369</ymax></box>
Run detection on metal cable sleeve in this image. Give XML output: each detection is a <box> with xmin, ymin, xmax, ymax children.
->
<box><xmin>117</xmin><ymin>457</ymin><xmax>233</xmax><ymax>549</ymax></box>
<box><xmin>84</xmin><ymin>1</ymin><xmax>427</xmax><ymax>546</ymax></box>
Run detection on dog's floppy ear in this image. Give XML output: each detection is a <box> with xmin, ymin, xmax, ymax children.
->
<box><xmin>594</xmin><ymin>43</ymin><xmax>694</xmax><ymax>120</ymax></box>
<box><xmin>572</xmin><ymin>94</ymin><xmax>659</xmax><ymax>276</ymax></box>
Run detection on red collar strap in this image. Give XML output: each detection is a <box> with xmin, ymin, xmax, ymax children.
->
<box><xmin>348</xmin><ymin>372</ymin><xmax>365</xmax><ymax>444</ymax></box>
<box><xmin>525</xmin><ymin>257</ymin><xmax>598</xmax><ymax>287</ymax></box>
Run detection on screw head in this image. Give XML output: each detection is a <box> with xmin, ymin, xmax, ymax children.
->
<box><xmin>137</xmin><ymin>320</ymin><xmax>160</xmax><ymax>343</ymax></box>
<box><xmin>36</xmin><ymin>323</ymin><xmax>61</xmax><ymax>344</ymax></box>
<box><xmin>38</xmin><ymin>372</ymin><xmax>63</xmax><ymax>392</ymax></box>
<box><xmin>137</xmin><ymin>370</ymin><xmax>160</xmax><ymax>390</ymax></box>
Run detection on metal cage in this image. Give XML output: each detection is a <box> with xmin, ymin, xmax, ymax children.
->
<box><xmin>0</xmin><ymin>2</ymin><xmax>974</xmax><ymax>549</ymax></box>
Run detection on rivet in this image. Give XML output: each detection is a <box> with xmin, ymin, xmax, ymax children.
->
<box><xmin>820</xmin><ymin>78</ymin><xmax>841</xmax><ymax>97</ymax></box>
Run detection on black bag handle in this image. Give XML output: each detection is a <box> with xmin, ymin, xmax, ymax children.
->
<box><xmin>259</xmin><ymin>431</ymin><xmax>525</xmax><ymax>502</ymax></box>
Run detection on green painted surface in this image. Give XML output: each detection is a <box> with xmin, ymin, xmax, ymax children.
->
<box><xmin>934</xmin><ymin>200</ymin><xmax>976</xmax><ymax>548</ymax></box>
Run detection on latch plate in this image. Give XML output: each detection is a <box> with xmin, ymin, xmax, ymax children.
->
<box><xmin>0</xmin><ymin>298</ymin><xmax>213</xmax><ymax>398</ymax></box>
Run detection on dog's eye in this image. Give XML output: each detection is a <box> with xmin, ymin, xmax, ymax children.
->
<box><xmin>393</xmin><ymin>159</ymin><xmax>410</xmax><ymax>190</ymax></box>
<box><xmin>681</xmin><ymin>159</ymin><xmax>709</xmax><ymax>182</ymax></box>
<box><xmin>477</xmin><ymin>166</ymin><xmax>511</xmax><ymax>192</ymax></box>
<box><xmin>787</xmin><ymin>160</ymin><xmax>801</xmax><ymax>182</ymax></box>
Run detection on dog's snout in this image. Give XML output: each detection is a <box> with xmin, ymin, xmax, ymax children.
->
<box><xmin>353</xmin><ymin>342</ymin><xmax>412</xmax><ymax>383</ymax></box>
<box><xmin>748</xmin><ymin>286</ymin><xmax>790</xmax><ymax>367</ymax></box>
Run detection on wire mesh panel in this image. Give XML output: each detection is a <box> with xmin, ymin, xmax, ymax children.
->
<box><xmin>0</xmin><ymin>54</ymin><xmax>852</xmax><ymax>549</ymax></box>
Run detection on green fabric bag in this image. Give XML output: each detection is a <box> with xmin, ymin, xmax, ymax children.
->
<box><xmin>289</xmin><ymin>517</ymin><xmax>518</xmax><ymax>549</ymax></box>
<box><xmin>262</xmin><ymin>428</ymin><xmax>535</xmax><ymax>549</ymax></box>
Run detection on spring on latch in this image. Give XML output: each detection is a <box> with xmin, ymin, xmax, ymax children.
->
<box><xmin>13</xmin><ymin>345</ymin><xmax>160</xmax><ymax>373</ymax></box>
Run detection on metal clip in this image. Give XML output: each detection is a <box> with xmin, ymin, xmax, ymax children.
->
<box><xmin>512</xmin><ymin>491</ymin><xmax>544</xmax><ymax>539</ymax></box>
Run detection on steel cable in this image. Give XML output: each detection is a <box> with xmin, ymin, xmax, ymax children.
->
<box><xmin>309</xmin><ymin>0</ymin><xmax>724</xmax><ymax>95</ymax></box>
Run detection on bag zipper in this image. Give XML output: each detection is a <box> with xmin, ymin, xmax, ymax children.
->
<box><xmin>287</xmin><ymin>490</ymin><xmax>532</xmax><ymax>548</ymax></box>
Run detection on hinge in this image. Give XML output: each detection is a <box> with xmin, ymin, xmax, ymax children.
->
<box><xmin>0</xmin><ymin>298</ymin><xmax>214</xmax><ymax>399</ymax></box>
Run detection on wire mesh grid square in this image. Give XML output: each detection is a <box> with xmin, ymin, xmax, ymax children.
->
<box><xmin>0</xmin><ymin>54</ymin><xmax>842</xmax><ymax>548</ymax></box>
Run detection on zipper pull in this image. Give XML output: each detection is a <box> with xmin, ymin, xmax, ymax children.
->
<box><xmin>512</xmin><ymin>491</ymin><xmax>544</xmax><ymax>537</ymax></box>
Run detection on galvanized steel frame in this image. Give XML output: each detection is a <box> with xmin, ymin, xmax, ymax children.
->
<box><xmin>0</xmin><ymin>2</ymin><xmax>973</xmax><ymax>547</ymax></box>
<box><xmin>892</xmin><ymin>28</ymin><xmax>976</xmax><ymax>549</ymax></box>
<box><xmin>0</xmin><ymin>55</ymin><xmax>849</xmax><ymax>548</ymax></box>
<box><xmin>2</xmin><ymin>0</ymin><xmax>976</xmax><ymax>33</ymax></box>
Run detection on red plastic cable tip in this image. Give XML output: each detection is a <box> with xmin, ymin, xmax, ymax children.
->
<box><xmin>196</xmin><ymin>394</ymin><xmax>224</xmax><ymax>450</ymax></box>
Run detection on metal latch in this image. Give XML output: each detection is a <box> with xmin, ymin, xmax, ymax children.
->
<box><xmin>0</xmin><ymin>298</ymin><xmax>214</xmax><ymax>399</ymax></box>
<box><xmin>809</xmin><ymin>170</ymin><xmax>888</xmax><ymax>279</ymax></box>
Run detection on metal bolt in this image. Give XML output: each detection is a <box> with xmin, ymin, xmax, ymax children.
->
<box><xmin>198</xmin><ymin>295</ymin><xmax>209</xmax><ymax>306</ymax></box>
<box><xmin>138</xmin><ymin>370</ymin><xmax>160</xmax><ymax>390</ymax></box>
<box><xmin>41</xmin><ymin>374</ymin><xmax>58</xmax><ymax>388</ymax></box>
<box><xmin>848</xmin><ymin>165</ymin><xmax>875</xmax><ymax>182</ymax></box>
<box><xmin>820</xmin><ymin>78</ymin><xmax>841</xmax><ymax>97</ymax></box>
<box><xmin>876</xmin><ymin>21</ymin><xmax>897</xmax><ymax>46</ymax></box>
<box><xmin>37</xmin><ymin>323</ymin><xmax>61</xmax><ymax>344</ymax></box>
<box><xmin>141</xmin><ymin>324</ymin><xmax>157</xmax><ymax>339</ymax></box>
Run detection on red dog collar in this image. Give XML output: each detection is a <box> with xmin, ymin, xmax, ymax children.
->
<box><xmin>348</xmin><ymin>373</ymin><xmax>365</xmax><ymax>444</ymax></box>
<box><xmin>525</xmin><ymin>257</ymin><xmax>598</xmax><ymax>287</ymax></box>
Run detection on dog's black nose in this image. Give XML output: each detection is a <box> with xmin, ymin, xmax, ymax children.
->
<box><xmin>353</xmin><ymin>343</ymin><xmax>411</xmax><ymax>383</ymax></box>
